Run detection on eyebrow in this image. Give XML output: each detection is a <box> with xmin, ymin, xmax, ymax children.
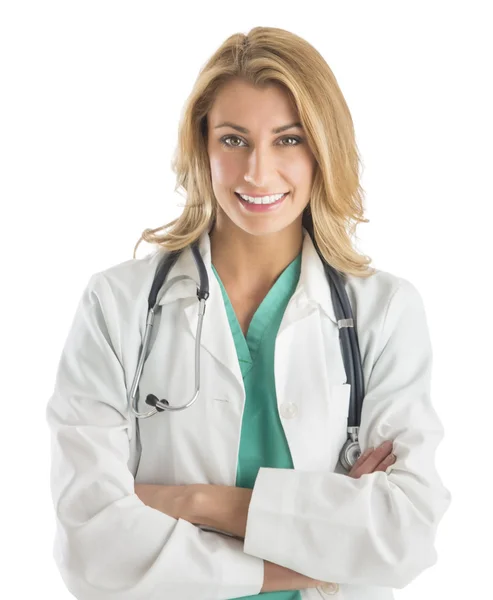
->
<box><xmin>213</xmin><ymin>121</ymin><xmax>303</xmax><ymax>134</ymax></box>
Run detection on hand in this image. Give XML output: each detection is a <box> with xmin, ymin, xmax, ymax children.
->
<box><xmin>134</xmin><ymin>483</ymin><xmax>197</xmax><ymax>521</ymax></box>
<box><xmin>348</xmin><ymin>440</ymin><xmax>396</xmax><ymax>479</ymax></box>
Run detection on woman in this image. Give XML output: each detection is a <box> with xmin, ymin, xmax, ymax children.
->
<box><xmin>46</xmin><ymin>27</ymin><xmax>451</xmax><ymax>600</ymax></box>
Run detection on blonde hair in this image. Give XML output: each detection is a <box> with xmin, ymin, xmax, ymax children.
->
<box><xmin>133</xmin><ymin>26</ymin><xmax>376</xmax><ymax>278</ymax></box>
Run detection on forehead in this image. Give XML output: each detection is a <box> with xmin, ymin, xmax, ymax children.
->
<box><xmin>208</xmin><ymin>79</ymin><xmax>299</xmax><ymax>126</ymax></box>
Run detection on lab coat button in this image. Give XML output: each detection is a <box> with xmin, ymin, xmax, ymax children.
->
<box><xmin>320</xmin><ymin>581</ymin><xmax>339</xmax><ymax>596</ymax></box>
<box><xmin>280</xmin><ymin>402</ymin><xmax>298</xmax><ymax>418</ymax></box>
<box><xmin>319</xmin><ymin>581</ymin><xmax>339</xmax><ymax>595</ymax></box>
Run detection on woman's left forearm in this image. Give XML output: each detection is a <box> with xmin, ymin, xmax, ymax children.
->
<box><xmin>134</xmin><ymin>483</ymin><xmax>199</xmax><ymax>521</ymax></box>
<box><xmin>190</xmin><ymin>484</ymin><xmax>253</xmax><ymax>539</ymax></box>
<box><xmin>134</xmin><ymin>483</ymin><xmax>253</xmax><ymax>540</ymax></box>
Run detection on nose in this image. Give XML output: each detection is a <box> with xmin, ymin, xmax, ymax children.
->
<box><xmin>244</xmin><ymin>144</ymin><xmax>277</xmax><ymax>188</ymax></box>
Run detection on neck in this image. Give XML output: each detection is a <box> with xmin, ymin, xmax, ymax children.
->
<box><xmin>209</xmin><ymin>219</ymin><xmax>304</xmax><ymax>295</ymax></box>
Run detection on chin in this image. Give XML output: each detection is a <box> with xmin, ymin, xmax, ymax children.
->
<box><xmin>235</xmin><ymin>218</ymin><xmax>297</xmax><ymax>238</ymax></box>
<box><xmin>215</xmin><ymin>200</ymin><xmax>305</xmax><ymax>237</ymax></box>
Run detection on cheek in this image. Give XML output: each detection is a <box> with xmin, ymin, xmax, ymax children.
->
<box><xmin>284</xmin><ymin>155</ymin><xmax>315</xmax><ymax>188</ymax></box>
<box><xmin>209</xmin><ymin>153</ymin><xmax>240</xmax><ymax>185</ymax></box>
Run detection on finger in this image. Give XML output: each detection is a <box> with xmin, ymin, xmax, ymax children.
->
<box><xmin>347</xmin><ymin>448</ymin><xmax>373</xmax><ymax>476</ymax></box>
<box><xmin>348</xmin><ymin>443</ymin><xmax>394</xmax><ymax>478</ymax></box>
<box><xmin>373</xmin><ymin>454</ymin><xmax>397</xmax><ymax>473</ymax></box>
<box><xmin>355</xmin><ymin>447</ymin><xmax>374</xmax><ymax>465</ymax></box>
<box><xmin>359</xmin><ymin>441</ymin><xmax>393</xmax><ymax>470</ymax></box>
<box><xmin>348</xmin><ymin>448</ymin><xmax>375</xmax><ymax>478</ymax></box>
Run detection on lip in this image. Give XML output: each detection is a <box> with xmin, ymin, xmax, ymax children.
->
<box><xmin>235</xmin><ymin>191</ymin><xmax>289</xmax><ymax>213</ymax></box>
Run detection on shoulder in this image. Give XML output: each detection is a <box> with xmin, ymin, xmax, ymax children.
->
<box><xmin>347</xmin><ymin>266</ymin><xmax>423</xmax><ymax>303</ymax></box>
<box><xmin>82</xmin><ymin>248</ymin><xmax>167</xmax><ymax>314</ymax></box>
<box><xmin>344</xmin><ymin>267</ymin><xmax>428</xmax><ymax>332</ymax></box>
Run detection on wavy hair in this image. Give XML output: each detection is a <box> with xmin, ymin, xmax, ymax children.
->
<box><xmin>133</xmin><ymin>26</ymin><xmax>376</xmax><ymax>278</ymax></box>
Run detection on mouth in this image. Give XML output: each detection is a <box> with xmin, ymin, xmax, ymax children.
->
<box><xmin>234</xmin><ymin>192</ymin><xmax>289</xmax><ymax>212</ymax></box>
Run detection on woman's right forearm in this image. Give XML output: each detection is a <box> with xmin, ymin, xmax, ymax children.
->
<box><xmin>261</xmin><ymin>560</ymin><xmax>322</xmax><ymax>593</ymax></box>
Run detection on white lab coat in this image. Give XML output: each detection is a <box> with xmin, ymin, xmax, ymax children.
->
<box><xmin>46</xmin><ymin>228</ymin><xmax>451</xmax><ymax>600</ymax></box>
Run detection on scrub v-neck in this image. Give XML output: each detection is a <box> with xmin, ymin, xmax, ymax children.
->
<box><xmin>211</xmin><ymin>254</ymin><xmax>302</xmax><ymax>379</ymax></box>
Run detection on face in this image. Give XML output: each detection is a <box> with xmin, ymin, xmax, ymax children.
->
<box><xmin>206</xmin><ymin>78</ymin><xmax>317</xmax><ymax>238</ymax></box>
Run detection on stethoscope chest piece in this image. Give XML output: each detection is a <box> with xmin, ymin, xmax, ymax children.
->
<box><xmin>339</xmin><ymin>438</ymin><xmax>362</xmax><ymax>472</ymax></box>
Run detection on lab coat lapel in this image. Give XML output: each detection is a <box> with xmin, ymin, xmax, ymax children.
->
<box><xmin>157</xmin><ymin>231</ymin><xmax>244</xmax><ymax>392</ymax></box>
<box><xmin>277</xmin><ymin>228</ymin><xmax>338</xmax><ymax>334</ymax></box>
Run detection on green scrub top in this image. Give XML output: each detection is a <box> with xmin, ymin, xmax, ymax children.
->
<box><xmin>211</xmin><ymin>253</ymin><xmax>303</xmax><ymax>600</ymax></box>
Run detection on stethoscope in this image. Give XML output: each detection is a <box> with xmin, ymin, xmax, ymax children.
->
<box><xmin>127</xmin><ymin>229</ymin><xmax>364</xmax><ymax>472</ymax></box>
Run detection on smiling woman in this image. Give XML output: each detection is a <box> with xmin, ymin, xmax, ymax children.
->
<box><xmin>46</xmin><ymin>24</ymin><xmax>450</xmax><ymax>600</ymax></box>
<box><xmin>133</xmin><ymin>28</ymin><xmax>374</xmax><ymax>282</ymax></box>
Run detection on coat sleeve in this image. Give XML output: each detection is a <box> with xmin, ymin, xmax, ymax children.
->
<box><xmin>45</xmin><ymin>272</ymin><xmax>264</xmax><ymax>600</ymax></box>
<box><xmin>242</xmin><ymin>278</ymin><xmax>452</xmax><ymax>589</ymax></box>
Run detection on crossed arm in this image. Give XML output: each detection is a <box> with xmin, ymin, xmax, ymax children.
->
<box><xmin>133</xmin><ymin>440</ymin><xmax>395</xmax><ymax>539</ymax></box>
<box><xmin>134</xmin><ymin>483</ymin><xmax>253</xmax><ymax>539</ymax></box>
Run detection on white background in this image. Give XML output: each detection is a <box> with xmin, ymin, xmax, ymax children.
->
<box><xmin>1</xmin><ymin>1</ymin><xmax>491</xmax><ymax>598</ymax></box>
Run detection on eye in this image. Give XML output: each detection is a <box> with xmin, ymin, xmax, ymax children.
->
<box><xmin>280</xmin><ymin>136</ymin><xmax>303</xmax><ymax>146</ymax></box>
<box><xmin>219</xmin><ymin>135</ymin><xmax>303</xmax><ymax>148</ymax></box>
<box><xmin>220</xmin><ymin>135</ymin><xmax>246</xmax><ymax>148</ymax></box>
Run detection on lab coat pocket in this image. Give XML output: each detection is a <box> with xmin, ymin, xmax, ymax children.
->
<box><xmin>326</xmin><ymin>383</ymin><xmax>351</xmax><ymax>472</ymax></box>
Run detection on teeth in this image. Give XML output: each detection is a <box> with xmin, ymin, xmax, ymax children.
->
<box><xmin>238</xmin><ymin>192</ymin><xmax>286</xmax><ymax>204</ymax></box>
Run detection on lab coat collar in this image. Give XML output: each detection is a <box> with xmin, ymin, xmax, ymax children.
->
<box><xmin>156</xmin><ymin>226</ymin><xmax>337</xmax><ymax>324</ymax></box>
